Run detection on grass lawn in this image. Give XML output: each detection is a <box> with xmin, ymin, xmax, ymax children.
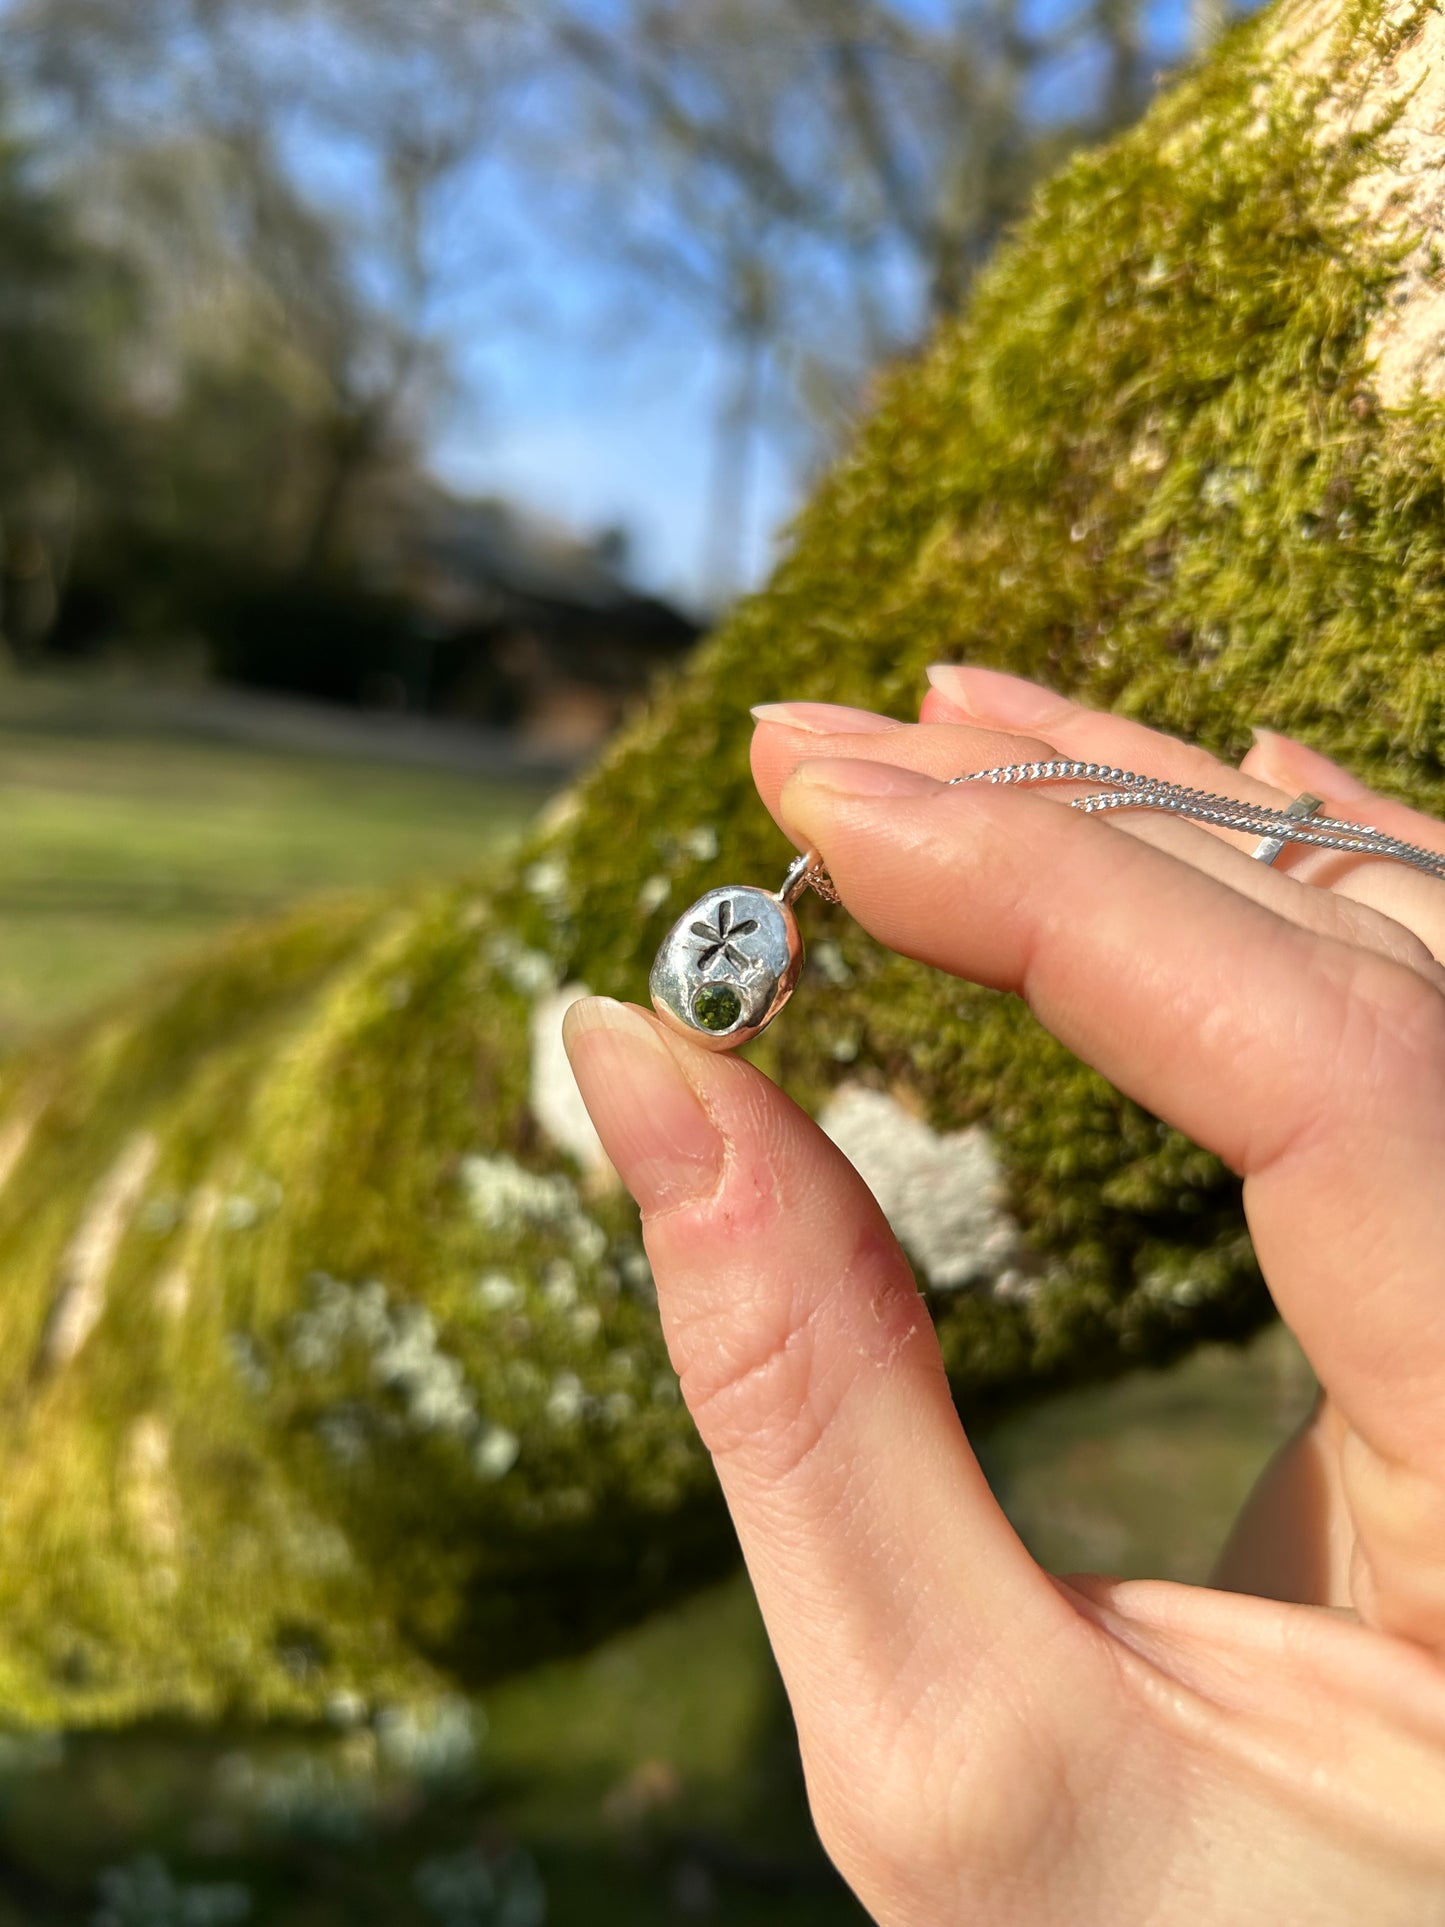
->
<box><xmin>0</xmin><ymin>674</ymin><xmax>1315</xmax><ymax>1923</ymax></box>
<box><xmin>0</xmin><ymin>677</ymin><xmax>549</xmax><ymax>1042</ymax></box>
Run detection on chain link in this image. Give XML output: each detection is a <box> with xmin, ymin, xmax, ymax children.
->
<box><xmin>799</xmin><ymin>759</ymin><xmax>1445</xmax><ymax>897</ymax></box>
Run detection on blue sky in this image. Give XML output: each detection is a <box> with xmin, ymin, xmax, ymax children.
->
<box><xmin>417</xmin><ymin>0</ymin><xmax>1202</xmax><ymax>615</ymax></box>
<box><xmin>434</xmin><ymin>304</ymin><xmax>801</xmax><ymax>616</ymax></box>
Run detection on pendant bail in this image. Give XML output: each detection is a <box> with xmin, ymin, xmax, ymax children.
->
<box><xmin>780</xmin><ymin>849</ymin><xmax>841</xmax><ymax>906</ymax></box>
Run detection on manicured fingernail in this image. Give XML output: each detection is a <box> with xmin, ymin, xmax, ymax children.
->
<box><xmin>750</xmin><ymin>701</ymin><xmax>898</xmax><ymax>734</ymax></box>
<box><xmin>562</xmin><ymin>999</ymin><xmax>722</xmax><ymax>1213</ymax></box>
<box><xmin>925</xmin><ymin>663</ymin><xmax>1064</xmax><ymax>728</ymax></box>
<box><xmin>790</xmin><ymin>757</ymin><xmax>942</xmax><ymax>799</ymax></box>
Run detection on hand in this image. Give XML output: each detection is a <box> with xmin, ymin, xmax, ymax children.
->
<box><xmin>563</xmin><ymin>668</ymin><xmax>1445</xmax><ymax>1925</ymax></box>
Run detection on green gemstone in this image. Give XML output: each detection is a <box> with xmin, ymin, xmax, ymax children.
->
<box><xmin>692</xmin><ymin>982</ymin><xmax>743</xmax><ymax>1033</ymax></box>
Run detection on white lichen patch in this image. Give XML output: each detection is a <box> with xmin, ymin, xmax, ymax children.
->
<box><xmin>817</xmin><ymin>1086</ymin><xmax>1021</xmax><ymax>1292</ymax></box>
<box><xmin>522</xmin><ymin>854</ymin><xmax>571</xmax><ymax>919</ymax></box>
<box><xmin>528</xmin><ymin>983</ymin><xmax>612</xmax><ymax>1177</ymax></box>
<box><xmin>374</xmin><ymin>1695</ymin><xmax>480</xmax><ymax>1781</ymax></box>
<box><xmin>459</xmin><ymin>1147</ymin><xmax>613</xmax><ymax>1271</ymax></box>
<box><xmin>808</xmin><ymin>939</ymin><xmax>854</xmax><ymax>988</ymax></box>
<box><xmin>94</xmin><ymin>1855</ymin><xmax>251</xmax><ymax>1927</ymax></box>
<box><xmin>472</xmin><ymin>1424</ymin><xmax>521</xmax><ymax>1481</ymax></box>
<box><xmin>285</xmin><ymin>1275</ymin><xmax>524</xmax><ymax>1479</ymax></box>
<box><xmin>571</xmin><ymin>1214</ymin><xmax>608</xmax><ymax>1264</ymax></box>
<box><xmin>486</xmin><ymin>932</ymin><xmax>558</xmax><ymax>998</ymax></box>
<box><xmin>220</xmin><ymin>1173</ymin><xmax>283</xmax><ymax>1234</ymax></box>
<box><xmin>122</xmin><ymin>1413</ymin><xmax>181</xmax><ymax>1563</ymax></box>
<box><xmin>540</xmin><ymin>1258</ymin><xmax>577</xmax><ymax>1309</ymax></box>
<box><xmin>546</xmin><ymin>1371</ymin><xmax>586</xmax><ymax>1427</ymax></box>
<box><xmin>290</xmin><ymin>1279</ymin><xmax>475</xmax><ymax>1436</ymax></box>
<box><xmin>619</xmin><ymin>1245</ymin><xmax>655</xmax><ymax>1301</ymax></box>
<box><xmin>414</xmin><ymin>1845</ymin><xmax>545</xmax><ymax>1927</ymax></box>
<box><xmin>36</xmin><ymin>1131</ymin><xmax>159</xmax><ymax>1376</ymax></box>
<box><xmin>460</xmin><ymin>1151</ymin><xmax>579</xmax><ymax>1232</ymax></box>
<box><xmin>153</xmin><ymin>1184</ymin><xmax>220</xmax><ymax>1320</ymax></box>
<box><xmin>0</xmin><ymin>1098</ymin><xmax>41</xmax><ymax>1203</ymax></box>
<box><xmin>474</xmin><ymin>1270</ymin><xmax>523</xmax><ymax>1312</ymax></box>
<box><xmin>637</xmin><ymin>873</ymin><xmax>671</xmax><ymax>916</ymax></box>
<box><xmin>372</xmin><ymin>1305</ymin><xmax>477</xmax><ymax>1436</ymax></box>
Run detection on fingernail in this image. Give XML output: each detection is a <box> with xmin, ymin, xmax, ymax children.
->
<box><xmin>925</xmin><ymin>663</ymin><xmax>1063</xmax><ymax>728</ymax></box>
<box><xmin>790</xmin><ymin>757</ymin><xmax>942</xmax><ymax>799</ymax></box>
<box><xmin>1248</xmin><ymin>726</ymin><xmax>1369</xmax><ymax>798</ymax></box>
<box><xmin>751</xmin><ymin>701</ymin><xmax>898</xmax><ymax>734</ymax></box>
<box><xmin>562</xmin><ymin>999</ymin><xmax>723</xmax><ymax>1213</ymax></box>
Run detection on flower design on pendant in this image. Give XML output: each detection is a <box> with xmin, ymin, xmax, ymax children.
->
<box><xmin>690</xmin><ymin>897</ymin><xmax>759</xmax><ymax>974</ymax></box>
<box><xmin>651</xmin><ymin>881</ymin><xmax>803</xmax><ymax>1050</ymax></box>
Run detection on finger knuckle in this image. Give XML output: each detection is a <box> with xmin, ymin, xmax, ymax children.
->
<box><xmin>665</xmin><ymin>1211</ymin><xmax>923</xmax><ymax>1484</ymax></box>
<box><xmin>804</xmin><ymin>1703</ymin><xmax>1088</xmax><ymax>1923</ymax></box>
<box><xmin>805</xmin><ymin>1737</ymin><xmax>954</xmax><ymax>1919</ymax></box>
<box><xmin>1260</xmin><ymin>948</ymin><xmax>1445</xmax><ymax>1168</ymax></box>
<box><xmin>1333</xmin><ymin>898</ymin><xmax>1445</xmax><ymax>990</ymax></box>
<box><xmin>678</xmin><ymin>1283</ymin><xmax>835</xmax><ymax>1478</ymax></box>
<box><xmin>1339</xmin><ymin>950</ymin><xmax>1445</xmax><ymax>1103</ymax></box>
<box><xmin>1365</xmin><ymin>952</ymin><xmax>1445</xmax><ymax>1060</ymax></box>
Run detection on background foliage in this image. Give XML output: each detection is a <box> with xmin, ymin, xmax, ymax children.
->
<box><xmin>0</xmin><ymin>0</ymin><xmax>1237</xmax><ymax>651</ymax></box>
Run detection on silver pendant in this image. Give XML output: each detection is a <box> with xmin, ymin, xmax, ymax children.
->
<box><xmin>649</xmin><ymin>852</ymin><xmax>831</xmax><ymax>1050</ymax></box>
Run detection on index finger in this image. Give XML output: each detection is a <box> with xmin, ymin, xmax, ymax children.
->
<box><xmin>779</xmin><ymin>756</ymin><xmax>1445</xmax><ymax>1643</ymax></box>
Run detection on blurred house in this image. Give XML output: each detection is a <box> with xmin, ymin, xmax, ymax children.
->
<box><xmin>210</xmin><ymin>480</ymin><xmax>702</xmax><ymax>759</ymax></box>
<box><xmin>369</xmin><ymin>482</ymin><xmax>702</xmax><ymax>755</ymax></box>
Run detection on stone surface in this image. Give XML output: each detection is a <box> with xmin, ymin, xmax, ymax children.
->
<box><xmin>693</xmin><ymin>984</ymin><xmax>743</xmax><ymax>1032</ymax></box>
<box><xmin>0</xmin><ymin>0</ymin><xmax>1440</xmax><ymax>1724</ymax></box>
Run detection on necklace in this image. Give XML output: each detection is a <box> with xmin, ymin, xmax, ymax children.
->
<box><xmin>649</xmin><ymin>760</ymin><xmax>1445</xmax><ymax>1051</ymax></box>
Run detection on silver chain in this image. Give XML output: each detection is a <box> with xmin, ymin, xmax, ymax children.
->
<box><xmin>795</xmin><ymin>760</ymin><xmax>1445</xmax><ymax>898</ymax></box>
<box><xmin>954</xmin><ymin>762</ymin><xmax>1445</xmax><ymax>877</ymax></box>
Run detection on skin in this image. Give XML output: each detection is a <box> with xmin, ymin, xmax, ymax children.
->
<box><xmin>562</xmin><ymin>666</ymin><xmax>1445</xmax><ymax>1924</ymax></box>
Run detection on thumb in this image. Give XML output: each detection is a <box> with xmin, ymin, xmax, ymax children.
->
<box><xmin>562</xmin><ymin>998</ymin><xmax>1077</xmax><ymax>1820</ymax></box>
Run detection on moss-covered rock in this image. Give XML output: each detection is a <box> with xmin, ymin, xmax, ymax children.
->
<box><xmin>1</xmin><ymin>0</ymin><xmax>1442</xmax><ymax>1725</ymax></box>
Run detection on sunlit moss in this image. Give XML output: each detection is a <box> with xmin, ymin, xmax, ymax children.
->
<box><xmin>0</xmin><ymin>0</ymin><xmax>1440</xmax><ymax>1723</ymax></box>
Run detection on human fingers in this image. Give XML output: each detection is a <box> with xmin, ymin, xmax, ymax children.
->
<box><xmin>1242</xmin><ymin>729</ymin><xmax>1445</xmax><ymax>960</ymax></box>
<box><xmin>750</xmin><ymin>698</ymin><xmax>1285</xmax><ymax>867</ymax></box>
<box><xmin>777</xmin><ymin>758</ymin><xmax>1445</xmax><ymax>1646</ymax></box>
<box><xmin>750</xmin><ymin>711</ymin><xmax>1442</xmax><ymax>983</ymax></box>
<box><xmin>923</xmin><ymin>664</ymin><xmax>1445</xmax><ymax>957</ymax></box>
<box><xmin>1243</xmin><ymin>727</ymin><xmax>1445</xmax><ymax>849</ymax></box>
<box><xmin>560</xmin><ymin>999</ymin><xmax>1086</xmax><ymax>1816</ymax></box>
<box><xmin>920</xmin><ymin>663</ymin><xmax>1248</xmax><ymax>804</ymax></box>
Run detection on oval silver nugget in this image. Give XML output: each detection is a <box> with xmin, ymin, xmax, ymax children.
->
<box><xmin>649</xmin><ymin>885</ymin><xmax>803</xmax><ymax>1050</ymax></box>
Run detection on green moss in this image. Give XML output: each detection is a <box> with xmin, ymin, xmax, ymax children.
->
<box><xmin>0</xmin><ymin>0</ymin><xmax>1441</xmax><ymax>1722</ymax></box>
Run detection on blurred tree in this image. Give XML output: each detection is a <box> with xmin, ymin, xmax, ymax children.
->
<box><xmin>523</xmin><ymin>0</ymin><xmax>1200</xmax><ymax>592</ymax></box>
<box><xmin>0</xmin><ymin>98</ymin><xmax>131</xmax><ymax>659</ymax></box>
<box><xmin>3</xmin><ymin>0</ymin><xmax>503</xmax><ymax>650</ymax></box>
<box><xmin>0</xmin><ymin>0</ymin><xmax>1236</xmax><ymax>640</ymax></box>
